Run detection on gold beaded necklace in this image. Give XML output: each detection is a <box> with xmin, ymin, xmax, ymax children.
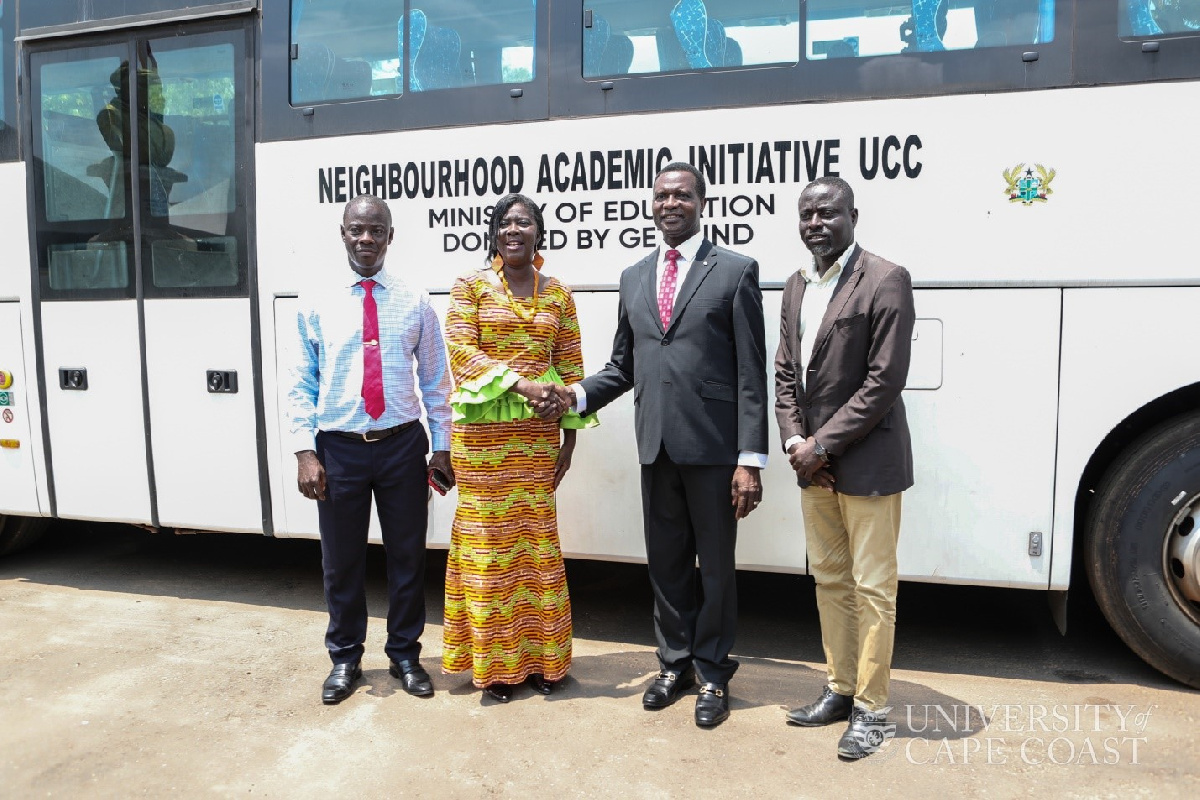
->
<box><xmin>491</xmin><ymin>254</ymin><xmax>542</xmax><ymax>322</ymax></box>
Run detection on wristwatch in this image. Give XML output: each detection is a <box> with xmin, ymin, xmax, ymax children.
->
<box><xmin>813</xmin><ymin>440</ymin><xmax>829</xmax><ymax>462</ymax></box>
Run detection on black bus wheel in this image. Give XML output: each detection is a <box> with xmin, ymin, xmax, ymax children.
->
<box><xmin>0</xmin><ymin>513</ymin><xmax>50</xmax><ymax>557</ymax></box>
<box><xmin>1085</xmin><ymin>412</ymin><xmax>1200</xmax><ymax>689</ymax></box>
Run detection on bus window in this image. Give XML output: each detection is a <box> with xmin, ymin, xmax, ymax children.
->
<box><xmin>1120</xmin><ymin>0</ymin><xmax>1200</xmax><ymax>37</ymax></box>
<box><xmin>406</xmin><ymin>0</ymin><xmax>536</xmax><ymax>91</ymax></box>
<box><xmin>39</xmin><ymin>57</ymin><xmax>129</xmax><ymax>226</ymax></box>
<box><xmin>290</xmin><ymin>0</ymin><xmax>536</xmax><ymax>103</ymax></box>
<box><xmin>142</xmin><ymin>41</ymin><xmax>242</xmax><ymax>294</ymax></box>
<box><xmin>290</xmin><ymin>0</ymin><xmax>404</xmax><ymax>103</ymax></box>
<box><xmin>36</xmin><ymin>54</ymin><xmax>133</xmax><ymax>293</ymax></box>
<box><xmin>583</xmin><ymin>0</ymin><xmax>800</xmax><ymax>78</ymax></box>
<box><xmin>806</xmin><ymin>0</ymin><xmax>1056</xmax><ymax>58</ymax></box>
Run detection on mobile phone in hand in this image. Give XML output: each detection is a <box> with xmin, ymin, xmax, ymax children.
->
<box><xmin>428</xmin><ymin>467</ymin><xmax>453</xmax><ymax>495</ymax></box>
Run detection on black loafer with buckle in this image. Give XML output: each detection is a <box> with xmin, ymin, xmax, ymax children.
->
<box><xmin>694</xmin><ymin>683</ymin><xmax>730</xmax><ymax>727</ymax></box>
<box><xmin>642</xmin><ymin>667</ymin><xmax>696</xmax><ymax>709</ymax></box>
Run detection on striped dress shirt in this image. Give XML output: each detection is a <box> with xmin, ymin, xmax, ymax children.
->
<box><xmin>288</xmin><ymin>265</ymin><xmax>453</xmax><ymax>453</ymax></box>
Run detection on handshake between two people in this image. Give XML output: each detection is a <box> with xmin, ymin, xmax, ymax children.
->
<box><xmin>513</xmin><ymin>378</ymin><xmax>576</xmax><ymax>421</ymax></box>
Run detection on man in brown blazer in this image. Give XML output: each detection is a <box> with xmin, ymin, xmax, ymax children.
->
<box><xmin>774</xmin><ymin>177</ymin><xmax>915</xmax><ymax>759</ymax></box>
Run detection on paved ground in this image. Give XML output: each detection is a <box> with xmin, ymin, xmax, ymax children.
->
<box><xmin>1</xmin><ymin>521</ymin><xmax>1197</xmax><ymax>798</ymax></box>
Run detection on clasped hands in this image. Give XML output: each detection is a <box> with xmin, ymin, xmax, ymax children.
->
<box><xmin>514</xmin><ymin>378</ymin><xmax>575</xmax><ymax>421</ymax></box>
<box><xmin>787</xmin><ymin>436</ymin><xmax>836</xmax><ymax>492</ymax></box>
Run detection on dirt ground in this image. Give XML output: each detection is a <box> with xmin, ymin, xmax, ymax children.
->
<box><xmin>1</xmin><ymin>522</ymin><xmax>1197</xmax><ymax>798</ymax></box>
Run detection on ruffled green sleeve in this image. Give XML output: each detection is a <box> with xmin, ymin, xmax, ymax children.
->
<box><xmin>451</xmin><ymin>364</ymin><xmax>598</xmax><ymax>428</ymax></box>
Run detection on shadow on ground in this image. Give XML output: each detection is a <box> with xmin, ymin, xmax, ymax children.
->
<box><xmin>0</xmin><ymin>519</ymin><xmax>1175</xmax><ymax>691</ymax></box>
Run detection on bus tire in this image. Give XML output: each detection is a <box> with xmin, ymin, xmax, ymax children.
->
<box><xmin>0</xmin><ymin>513</ymin><xmax>50</xmax><ymax>557</ymax></box>
<box><xmin>1085</xmin><ymin>412</ymin><xmax>1200</xmax><ymax>689</ymax></box>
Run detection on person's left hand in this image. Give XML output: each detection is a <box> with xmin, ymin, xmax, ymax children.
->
<box><xmin>810</xmin><ymin>467</ymin><xmax>836</xmax><ymax>493</ymax></box>
<box><xmin>553</xmin><ymin>443</ymin><xmax>574</xmax><ymax>489</ymax></box>
<box><xmin>731</xmin><ymin>465</ymin><xmax>763</xmax><ymax>519</ymax></box>
<box><xmin>428</xmin><ymin>450</ymin><xmax>454</xmax><ymax>488</ymax></box>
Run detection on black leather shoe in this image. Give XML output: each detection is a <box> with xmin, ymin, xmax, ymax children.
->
<box><xmin>484</xmin><ymin>683</ymin><xmax>513</xmax><ymax>703</ymax></box>
<box><xmin>694</xmin><ymin>683</ymin><xmax>730</xmax><ymax>727</ymax></box>
<box><xmin>527</xmin><ymin>674</ymin><xmax>556</xmax><ymax>696</ymax></box>
<box><xmin>786</xmin><ymin>686</ymin><xmax>854</xmax><ymax>727</ymax></box>
<box><xmin>389</xmin><ymin>659</ymin><xmax>434</xmax><ymax>697</ymax></box>
<box><xmin>838</xmin><ymin>707</ymin><xmax>896</xmax><ymax>760</ymax></box>
<box><xmin>642</xmin><ymin>668</ymin><xmax>696</xmax><ymax>709</ymax></box>
<box><xmin>321</xmin><ymin>661</ymin><xmax>362</xmax><ymax>705</ymax></box>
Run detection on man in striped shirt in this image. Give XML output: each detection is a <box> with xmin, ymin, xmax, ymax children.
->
<box><xmin>288</xmin><ymin>194</ymin><xmax>453</xmax><ymax>705</ymax></box>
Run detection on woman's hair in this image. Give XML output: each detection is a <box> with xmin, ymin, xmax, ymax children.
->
<box><xmin>486</xmin><ymin>193</ymin><xmax>545</xmax><ymax>264</ymax></box>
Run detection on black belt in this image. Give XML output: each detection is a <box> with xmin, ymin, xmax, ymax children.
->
<box><xmin>328</xmin><ymin>420</ymin><xmax>417</xmax><ymax>443</ymax></box>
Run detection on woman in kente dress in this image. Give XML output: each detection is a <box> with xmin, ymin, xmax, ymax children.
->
<box><xmin>442</xmin><ymin>193</ymin><xmax>596</xmax><ymax>702</ymax></box>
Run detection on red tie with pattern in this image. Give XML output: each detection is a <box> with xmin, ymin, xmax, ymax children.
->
<box><xmin>359</xmin><ymin>279</ymin><xmax>385</xmax><ymax>419</ymax></box>
<box><xmin>658</xmin><ymin>248</ymin><xmax>680</xmax><ymax>327</ymax></box>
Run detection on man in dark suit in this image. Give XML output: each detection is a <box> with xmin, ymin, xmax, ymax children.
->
<box><xmin>558</xmin><ymin>162</ymin><xmax>768</xmax><ymax>727</ymax></box>
<box><xmin>774</xmin><ymin>177</ymin><xmax>915</xmax><ymax>759</ymax></box>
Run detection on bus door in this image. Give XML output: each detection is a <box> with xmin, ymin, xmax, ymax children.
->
<box><xmin>27</xmin><ymin>20</ymin><xmax>266</xmax><ymax>531</ymax></box>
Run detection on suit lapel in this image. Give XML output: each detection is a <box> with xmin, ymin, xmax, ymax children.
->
<box><xmin>666</xmin><ymin>240</ymin><xmax>716</xmax><ymax>332</ymax></box>
<box><xmin>638</xmin><ymin>249</ymin><xmax>664</xmax><ymax>332</ymax></box>
<box><xmin>809</xmin><ymin>247</ymin><xmax>865</xmax><ymax>362</ymax></box>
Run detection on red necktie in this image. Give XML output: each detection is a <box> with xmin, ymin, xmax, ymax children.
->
<box><xmin>359</xmin><ymin>279</ymin><xmax>385</xmax><ymax>419</ymax></box>
<box><xmin>658</xmin><ymin>249</ymin><xmax>680</xmax><ymax>327</ymax></box>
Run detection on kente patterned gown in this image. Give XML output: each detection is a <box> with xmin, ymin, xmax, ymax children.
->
<box><xmin>442</xmin><ymin>269</ymin><xmax>596</xmax><ymax>687</ymax></box>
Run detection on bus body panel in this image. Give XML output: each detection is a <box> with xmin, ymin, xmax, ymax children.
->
<box><xmin>144</xmin><ymin>298</ymin><xmax>262</xmax><ymax>532</ymax></box>
<box><xmin>1049</xmin><ymin>286</ymin><xmax>1200</xmax><ymax>590</ymax></box>
<box><xmin>39</xmin><ymin>300</ymin><xmax>152</xmax><ymax>523</ymax></box>
<box><xmin>0</xmin><ymin>303</ymin><xmax>43</xmax><ymax>516</ymax></box>
<box><xmin>3</xmin><ymin>0</ymin><xmax>1197</xmax><ymax>686</ymax></box>
<box><xmin>0</xmin><ymin>161</ymin><xmax>49</xmax><ymax>518</ymax></box>
<box><xmin>0</xmin><ymin>162</ymin><xmax>32</xmax><ymax>301</ymax></box>
<box><xmin>269</xmin><ymin>275</ymin><xmax>1061</xmax><ymax>587</ymax></box>
<box><xmin>10</xmin><ymin>6</ymin><xmax>1199</xmax><ymax>586</ymax></box>
<box><xmin>255</xmin><ymin>83</ymin><xmax>1200</xmax><ymax>296</ymax></box>
<box><xmin>271</xmin><ymin>295</ymin><xmax>319</xmax><ymax>540</ymax></box>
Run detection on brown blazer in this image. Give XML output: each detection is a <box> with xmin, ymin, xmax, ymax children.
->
<box><xmin>774</xmin><ymin>246</ymin><xmax>915</xmax><ymax>496</ymax></box>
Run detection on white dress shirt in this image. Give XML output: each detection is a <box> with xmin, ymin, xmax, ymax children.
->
<box><xmin>288</xmin><ymin>264</ymin><xmax>453</xmax><ymax>454</ymax></box>
<box><xmin>784</xmin><ymin>242</ymin><xmax>856</xmax><ymax>454</ymax></box>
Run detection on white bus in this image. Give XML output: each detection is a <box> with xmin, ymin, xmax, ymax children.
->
<box><xmin>0</xmin><ymin>0</ymin><xmax>1196</xmax><ymax>688</ymax></box>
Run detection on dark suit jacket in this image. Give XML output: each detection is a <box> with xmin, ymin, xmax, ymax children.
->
<box><xmin>581</xmin><ymin>239</ymin><xmax>768</xmax><ymax>465</ymax></box>
<box><xmin>774</xmin><ymin>246</ymin><xmax>915</xmax><ymax>496</ymax></box>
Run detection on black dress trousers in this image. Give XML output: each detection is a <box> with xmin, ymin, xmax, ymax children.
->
<box><xmin>641</xmin><ymin>447</ymin><xmax>740</xmax><ymax>684</ymax></box>
<box><xmin>315</xmin><ymin>424</ymin><xmax>429</xmax><ymax>665</ymax></box>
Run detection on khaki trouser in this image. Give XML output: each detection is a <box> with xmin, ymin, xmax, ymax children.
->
<box><xmin>801</xmin><ymin>488</ymin><xmax>902</xmax><ymax>712</ymax></box>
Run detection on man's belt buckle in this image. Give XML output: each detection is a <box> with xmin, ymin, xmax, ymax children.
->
<box><xmin>361</xmin><ymin>428</ymin><xmax>385</xmax><ymax>443</ymax></box>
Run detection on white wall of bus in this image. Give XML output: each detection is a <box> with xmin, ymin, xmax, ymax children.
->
<box><xmin>0</xmin><ymin>160</ymin><xmax>50</xmax><ymax>519</ymax></box>
<box><xmin>253</xmin><ymin>82</ymin><xmax>1200</xmax><ymax>589</ymax></box>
